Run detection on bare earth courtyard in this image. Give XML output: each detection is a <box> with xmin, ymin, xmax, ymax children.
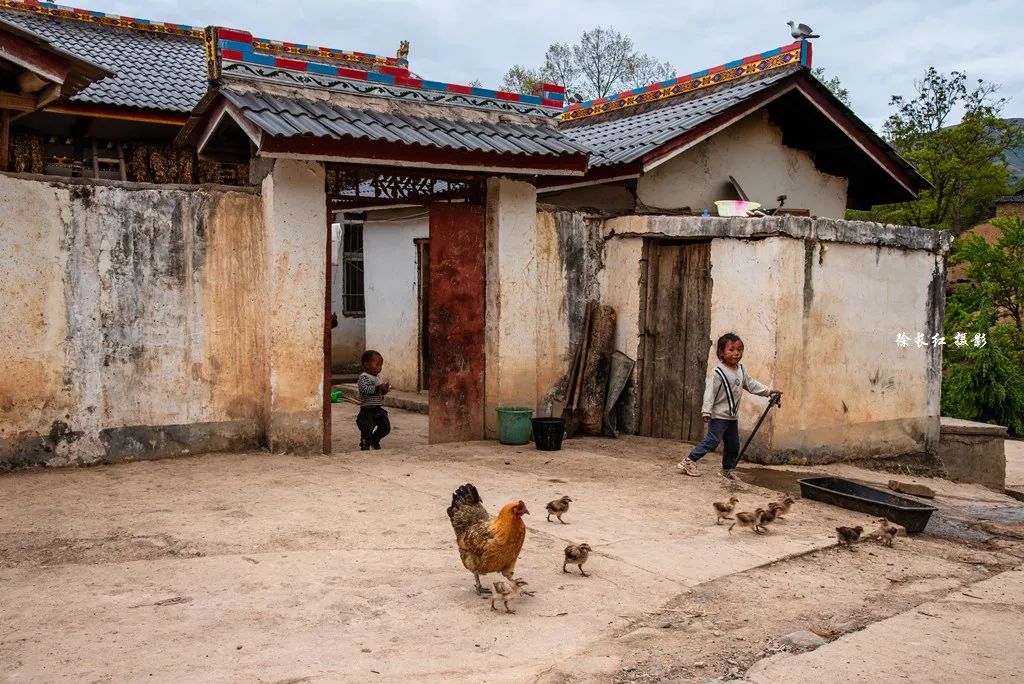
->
<box><xmin>1</xmin><ymin>405</ymin><xmax>1022</xmax><ymax>683</ymax></box>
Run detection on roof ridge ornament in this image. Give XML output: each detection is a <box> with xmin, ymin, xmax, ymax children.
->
<box><xmin>563</xmin><ymin>40</ymin><xmax>811</xmax><ymax>123</ymax></box>
<box><xmin>207</xmin><ymin>27</ymin><xmax>566</xmax><ymax>119</ymax></box>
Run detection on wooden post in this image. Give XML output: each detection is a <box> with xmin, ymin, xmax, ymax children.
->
<box><xmin>0</xmin><ymin>109</ymin><xmax>9</xmax><ymax>172</ymax></box>
<box><xmin>91</xmin><ymin>139</ymin><xmax>99</xmax><ymax>178</ymax></box>
<box><xmin>323</xmin><ymin>198</ymin><xmax>333</xmax><ymax>455</ymax></box>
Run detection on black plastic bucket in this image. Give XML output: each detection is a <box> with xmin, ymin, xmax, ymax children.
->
<box><xmin>531</xmin><ymin>417</ymin><xmax>566</xmax><ymax>451</ymax></box>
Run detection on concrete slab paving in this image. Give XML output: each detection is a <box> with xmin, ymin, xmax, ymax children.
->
<box><xmin>1006</xmin><ymin>439</ymin><xmax>1024</xmax><ymax>500</ymax></box>
<box><xmin>746</xmin><ymin>568</ymin><xmax>1024</xmax><ymax>683</ymax></box>
<box><xmin>0</xmin><ymin>405</ymin><xmax>856</xmax><ymax>683</ymax></box>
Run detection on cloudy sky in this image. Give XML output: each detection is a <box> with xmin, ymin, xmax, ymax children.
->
<box><xmin>83</xmin><ymin>0</ymin><xmax>1022</xmax><ymax>129</ymax></box>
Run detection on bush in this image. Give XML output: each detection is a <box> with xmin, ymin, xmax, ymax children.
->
<box><xmin>941</xmin><ymin>216</ymin><xmax>1024</xmax><ymax>435</ymax></box>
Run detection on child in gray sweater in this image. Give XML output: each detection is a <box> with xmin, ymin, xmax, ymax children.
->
<box><xmin>677</xmin><ymin>333</ymin><xmax>782</xmax><ymax>480</ymax></box>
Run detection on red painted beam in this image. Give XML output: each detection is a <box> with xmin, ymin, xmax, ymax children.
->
<box><xmin>0</xmin><ymin>30</ymin><xmax>70</xmax><ymax>85</ymax></box>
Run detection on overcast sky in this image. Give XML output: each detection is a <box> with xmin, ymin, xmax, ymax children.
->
<box><xmin>84</xmin><ymin>0</ymin><xmax>1023</xmax><ymax>129</ymax></box>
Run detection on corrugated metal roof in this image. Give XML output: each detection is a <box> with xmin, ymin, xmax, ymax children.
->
<box><xmin>221</xmin><ymin>87</ymin><xmax>589</xmax><ymax>158</ymax></box>
<box><xmin>561</xmin><ymin>68</ymin><xmax>797</xmax><ymax>167</ymax></box>
<box><xmin>0</xmin><ymin>9</ymin><xmax>207</xmax><ymax>112</ymax></box>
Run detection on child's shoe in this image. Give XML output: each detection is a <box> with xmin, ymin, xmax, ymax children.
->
<box><xmin>676</xmin><ymin>459</ymin><xmax>700</xmax><ymax>477</ymax></box>
<box><xmin>720</xmin><ymin>469</ymin><xmax>741</xmax><ymax>482</ymax></box>
<box><xmin>370</xmin><ymin>441</ymin><xmax>382</xmax><ymax>450</ymax></box>
<box><xmin>359</xmin><ymin>439</ymin><xmax>370</xmax><ymax>451</ymax></box>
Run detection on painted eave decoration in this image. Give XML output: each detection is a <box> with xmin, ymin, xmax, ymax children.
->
<box><xmin>209</xmin><ymin>28</ymin><xmax>566</xmax><ymax>120</ymax></box>
<box><xmin>562</xmin><ymin>41</ymin><xmax>810</xmax><ymax>123</ymax></box>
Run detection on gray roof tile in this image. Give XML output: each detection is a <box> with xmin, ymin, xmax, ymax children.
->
<box><xmin>0</xmin><ymin>9</ymin><xmax>207</xmax><ymax>113</ymax></box>
<box><xmin>560</xmin><ymin>68</ymin><xmax>797</xmax><ymax>167</ymax></box>
<box><xmin>221</xmin><ymin>87</ymin><xmax>589</xmax><ymax>159</ymax></box>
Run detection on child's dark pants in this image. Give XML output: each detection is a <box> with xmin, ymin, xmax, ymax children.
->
<box><xmin>356</xmin><ymin>407</ymin><xmax>391</xmax><ymax>446</ymax></box>
<box><xmin>688</xmin><ymin>418</ymin><xmax>741</xmax><ymax>470</ymax></box>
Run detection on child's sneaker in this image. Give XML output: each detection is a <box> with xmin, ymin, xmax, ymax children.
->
<box><xmin>676</xmin><ymin>459</ymin><xmax>700</xmax><ymax>477</ymax></box>
<box><xmin>720</xmin><ymin>469</ymin><xmax>741</xmax><ymax>482</ymax></box>
<box><xmin>359</xmin><ymin>439</ymin><xmax>370</xmax><ymax>451</ymax></box>
<box><xmin>370</xmin><ymin>441</ymin><xmax>382</xmax><ymax>450</ymax></box>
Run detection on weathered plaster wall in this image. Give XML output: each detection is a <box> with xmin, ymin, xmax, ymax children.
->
<box><xmin>767</xmin><ymin>240</ymin><xmax>944</xmax><ymax>463</ymax></box>
<box><xmin>537</xmin><ymin>212</ymin><xmax>950</xmax><ymax>463</ymax></box>
<box><xmin>535</xmin><ymin>211</ymin><xmax>605</xmax><ymax>415</ymax></box>
<box><xmin>330</xmin><ymin>222</ymin><xmax>365</xmax><ymax>371</ymax></box>
<box><xmin>0</xmin><ymin>174</ymin><xmax>266</xmax><ymax>469</ymax></box>
<box><xmin>261</xmin><ymin>159</ymin><xmax>327</xmax><ymax>453</ymax></box>
<box><xmin>636</xmin><ymin>111</ymin><xmax>849</xmax><ymax>218</ymax></box>
<box><xmin>484</xmin><ymin>177</ymin><xmax>540</xmax><ymax>437</ymax></box>
<box><xmin>363</xmin><ymin>208</ymin><xmax>428</xmax><ymax>391</ymax></box>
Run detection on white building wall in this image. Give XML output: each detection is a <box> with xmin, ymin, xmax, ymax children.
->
<box><xmin>363</xmin><ymin>208</ymin><xmax>428</xmax><ymax>392</ymax></box>
<box><xmin>636</xmin><ymin>110</ymin><xmax>849</xmax><ymax>218</ymax></box>
<box><xmin>330</xmin><ymin>221</ymin><xmax>366</xmax><ymax>371</ymax></box>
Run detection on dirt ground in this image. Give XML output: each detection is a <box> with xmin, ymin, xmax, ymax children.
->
<box><xmin>1</xmin><ymin>405</ymin><xmax>1022</xmax><ymax>683</ymax></box>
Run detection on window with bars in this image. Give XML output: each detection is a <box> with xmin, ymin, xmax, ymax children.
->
<box><xmin>341</xmin><ymin>216</ymin><xmax>365</xmax><ymax>316</ymax></box>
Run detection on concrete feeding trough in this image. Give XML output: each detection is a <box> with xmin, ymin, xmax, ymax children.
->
<box><xmin>798</xmin><ymin>476</ymin><xmax>937</xmax><ymax>533</ymax></box>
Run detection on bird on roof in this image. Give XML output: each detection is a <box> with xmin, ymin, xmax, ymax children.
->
<box><xmin>787</xmin><ymin>21</ymin><xmax>820</xmax><ymax>40</ymax></box>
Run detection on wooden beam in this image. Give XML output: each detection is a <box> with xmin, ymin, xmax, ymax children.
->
<box><xmin>0</xmin><ymin>32</ymin><xmax>70</xmax><ymax>86</ymax></box>
<box><xmin>0</xmin><ymin>91</ymin><xmax>39</xmax><ymax>112</ymax></box>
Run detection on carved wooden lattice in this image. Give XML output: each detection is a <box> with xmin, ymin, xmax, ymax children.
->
<box><xmin>326</xmin><ymin>166</ymin><xmax>483</xmax><ymax>206</ymax></box>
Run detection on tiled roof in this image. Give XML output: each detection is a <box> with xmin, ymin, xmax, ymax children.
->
<box><xmin>220</xmin><ymin>86</ymin><xmax>588</xmax><ymax>158</ymax></box>
<box><xmin>561</xmin><ymin>67</ymin><xmax>797</xmax><ymax>167</ymax></box>
<box><xmin>0</xmin><ymin>8</ymin><xmax>206</xmax><ymax>112</ymax></box>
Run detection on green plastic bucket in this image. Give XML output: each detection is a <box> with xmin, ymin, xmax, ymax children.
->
<box><xmin>496</xmin><ymin>407</ymin><xmax>534</xmax><ymax>445</ymax></box>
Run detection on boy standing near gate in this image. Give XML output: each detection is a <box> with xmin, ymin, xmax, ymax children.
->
<box><xmin>357</xmin><ymin>350</ymin><xmax>391</xmax><ymax>450</ymax></box>
<box><xmin>677</xmin><ymin>333</ymin><xmax>782</xmax><ymax>480</ymax></box>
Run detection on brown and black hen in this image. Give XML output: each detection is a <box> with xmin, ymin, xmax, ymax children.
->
<box><xmin>447</xmin><ymin>483</ymin><xmax>529</xmax><ymax>594</ymax></box>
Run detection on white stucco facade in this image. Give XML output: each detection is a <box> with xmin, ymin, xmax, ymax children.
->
<box><xmin>484</xmin><ymin>177</ymin><xmax>541</xmax><ymax>437</ymax></box>
<box><xmin>362</xmin><ymin>208</ymin><xmax>428</xmax><ymax>392</ymax></box>
<box><xmin>638</xmin><ymin>111</ymin><xmax>849</xmax><ymax>217</ymax></box>
<box><xmin>262</xmin><ymin>159</ymin><xmax>328</xmax><ymax>452</ymax></box>
<box><xmin>330</xmin><ymin>222</ymin><xmax>366</xmax><ymax>371</ymax></box>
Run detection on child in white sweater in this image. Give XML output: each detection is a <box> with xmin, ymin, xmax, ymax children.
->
<box><xmin>677</xmin><ymin>333</ymin><xmax>782</xmax><ymax>480</ymax></box>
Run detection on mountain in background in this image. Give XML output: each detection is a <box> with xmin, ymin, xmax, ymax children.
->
<box><xmin>1004</xmin><ymin>118</ymin><xmax>1024</xmax><ymax>187</ymax></box>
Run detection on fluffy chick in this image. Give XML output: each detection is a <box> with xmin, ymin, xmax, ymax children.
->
<box><xmin>729</xmin><ymin>508</ymin><xmax>766</xmax><ymax>534</ymax></box>
<box><xmin>769</xmin><ymin>496</ymin><xmax>795</xmax><ymax>519</ymax></box>
<box><xmin>490</xmin><ymin>578</ymin><xmax>529</xmax><ymax>614</ymax></box>
<box><xmin>758</xmin><ymin>505</ymin><xmax>777</xmax><ymax>529</ymax></box>
<box><xmin>563</xmin><ymin>543</ymin><xmax>593</xmax><ymax>576</ymax></box>
<box><xmin>869</xmin><ymin>518</ymin><xmax>899</xmax><ymax>547</ymax></box>
<box><xmin>836</xmin><ymin>525</ymin><xmax>863</xmax><ymax>550</ymax></box>
<box><xmin>546</xmin><ymin>496</ymin><xmax>573</xmax><ymax>524</ymax></box>
<box><xmin>713</xmin><ymin>496</ymin><xmax>740</xmax><ymax>525</ymax></box>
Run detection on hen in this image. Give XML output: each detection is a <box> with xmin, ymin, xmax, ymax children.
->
<box><xmin>447</xmin><ymin>483</ymin><xmax>529</xmax><ymax>594</ymax></box>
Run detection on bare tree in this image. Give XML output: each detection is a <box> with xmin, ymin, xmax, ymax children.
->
<box><xmin>501</xmin><ymin>26</ymin><xmax>674</xmax><ymax>100</ymax></box>
<box><xmin>626</xmin><ymin>54</ymin><xmax>676</xmax><ymax>89</ymax></box>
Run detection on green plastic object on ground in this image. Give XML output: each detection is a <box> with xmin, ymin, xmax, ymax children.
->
<box><xmin>330</xmin><ymin>389</ymin><xmax>342</xmax><ymax>403</ymax></box>
<box><xmin>496</xmin><ymin>407</ymin><xmax>533</xmax><ymax>445</ymax></box>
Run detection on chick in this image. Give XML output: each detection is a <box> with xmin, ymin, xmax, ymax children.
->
<box><xmin>836</xmin><ymin>525</ymin><xmax>863</xmax><ymax>550</ymax></box>
<box><xmin>490</xmin><ymin>578</ymin><xmax>529</xmax><ymax>614</ymax></box>
<box><xmin>869</xmin><ymin>518</ymin><xmax>899</xmax><ymax>547</ymax></box>
<box><xmin>546</xmin><ymin>496</ymin><xmax>573</xmax><ymax>524</ymax></box>
<box><xmin>769</xmin><ymin>496</ymin><xmax>795</xmax><ymax>519</ymax></box>
<box><xmin>563</xmin><ymin>543</ymin><xmax>593</xmax><ymax>576</ymax></box>
<box><xmin>729</xmin><ymin>508</ymin><xmax>766</xmax><ymax>534</ymax></box>
<box><xmin>758</xmin><ymin>505</ymin><xmax>777</xmax><ymax>529</ymax></box>
<box><xmin>713</xmin><ymin>496</ymin><xmax>740</xmax><ymax>525</ymax></box>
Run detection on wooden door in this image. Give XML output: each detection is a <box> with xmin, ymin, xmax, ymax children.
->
<box><xmin>416</xmin><ymin>239</ymin><xmax>430</xmax><ymax>392</ymax></box>
<box><xmin>639</xmin><ymin>241</ymin><xmax>712</xmax><ymax>442</ymax></box>
<box><xmin>427</xmin><ymin>203</ymin><xmax>485</xmax><ymax>443</ymax></box>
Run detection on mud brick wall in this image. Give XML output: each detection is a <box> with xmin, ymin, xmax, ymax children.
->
<box><xmin>0</xmin><ymin>174</ymin><xmax>266</xmax><ymax>469</ymax></box>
